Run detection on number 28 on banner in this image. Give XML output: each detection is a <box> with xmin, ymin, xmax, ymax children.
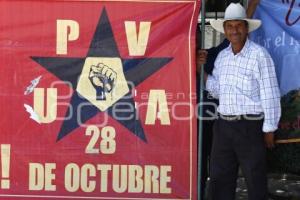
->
<box><xmin>85</xmin><ymin>126</ymin><xmax>116</xmax><ymax>154</ymax></box>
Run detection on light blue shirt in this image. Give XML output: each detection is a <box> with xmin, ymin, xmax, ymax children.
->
<box><xmin>206</xmin><ymin>39</ymin><xmax>281</xmax><ymax>132</ymax></box>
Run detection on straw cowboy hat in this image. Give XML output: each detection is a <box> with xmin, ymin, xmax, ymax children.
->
<box><xmin>210</xmin><ymin>3</ymin><xmax>261</xmax><ymax>33</ymax></box>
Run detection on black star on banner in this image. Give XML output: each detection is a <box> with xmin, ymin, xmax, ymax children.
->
<box><xmin>31</xmin><ymin>8</ymin><xmax>172</xmax><ymax>142</ymax></box>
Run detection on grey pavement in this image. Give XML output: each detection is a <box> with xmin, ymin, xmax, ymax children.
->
<box><xmin>204</xmin><ymin>174</ymin><xmax>300</xmax><ymax>200</ymax></box>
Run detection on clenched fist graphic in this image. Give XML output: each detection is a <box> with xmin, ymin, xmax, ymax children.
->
<box><xmin>89</xmin><ymin>63</ymin><xmax>117</xmax><ymax>100</ymax></box>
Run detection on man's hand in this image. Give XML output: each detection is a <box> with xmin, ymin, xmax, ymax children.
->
<box><xmin>196</xmin><ymin>49</ymin><xmax>209</xmax><ymax>83</ymax></box>
<box><xmin>197</xmin><ymin>49</ymin><xmax>208</xmax><ymax>65</ymax></box>
<box><xmin>264</xmin><ymin>132</ymin><xmax>275</xmax><ymax>149</ymax></box>
<box><xmin>196</xmin><ymin>49</ymin><xmax>208</xmax><ymax>73</ymax></box>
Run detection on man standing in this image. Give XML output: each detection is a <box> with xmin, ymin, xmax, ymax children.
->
<box><xmin>200</xmin><ymin>3</ymin><xmax>281</xmax><ymax>200</ymax></box>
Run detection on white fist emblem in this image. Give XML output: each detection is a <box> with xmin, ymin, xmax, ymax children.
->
<box><xmin>89</xmin><ymin>63</ymin><xmax>117</xmax><ymax>100</ymax></box>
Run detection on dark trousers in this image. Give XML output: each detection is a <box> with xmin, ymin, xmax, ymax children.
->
<box><xmin>209</xmin><ymin>118</ymin><xmax>268</xmax><ymax>200</ymax></box>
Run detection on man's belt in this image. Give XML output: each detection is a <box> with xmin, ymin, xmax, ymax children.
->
<box><xmin>219</xmin><ymin>113</ymin><xmax>264</xmax><ymax>121</ymax></box>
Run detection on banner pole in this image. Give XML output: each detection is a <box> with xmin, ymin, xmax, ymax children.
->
<box><xmin>197</xmin><ymin>0</ymin><xmax>206</xmax><ymax>199</ymax></box>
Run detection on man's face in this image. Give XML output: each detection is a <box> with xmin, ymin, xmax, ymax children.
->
<box><xmin>223</xmin><ymin>20</ymin><xmax>248</xmax><ymax>45</ymax></box>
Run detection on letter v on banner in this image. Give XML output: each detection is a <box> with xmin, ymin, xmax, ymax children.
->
<box><xmin>0</xmin><ymin>1</ymin><xmax>200</xmax><ymax>199</ymax></box>
<box><xmin>125</xmin><ymin>21</ymin><xmax>151</xmax><ymax>56</ymax></box>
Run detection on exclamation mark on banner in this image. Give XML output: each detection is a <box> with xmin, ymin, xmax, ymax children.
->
<box><xmin>1</xmin><ymin>144</ymin><xmax>11</xmax><ymax>189</ymax></box>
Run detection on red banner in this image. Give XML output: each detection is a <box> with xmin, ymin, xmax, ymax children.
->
<box><xmin>0</xmin><ymin>0</ymin><xmax>200</xmax><ymax>199</ymax></box>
